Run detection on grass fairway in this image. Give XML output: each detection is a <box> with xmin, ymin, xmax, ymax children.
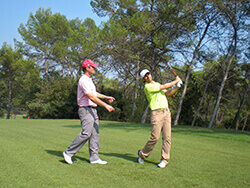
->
<box><xmin>0</xmin><ymin>119</ymin><xmax>249</xmax><ymax>187</ymax></box>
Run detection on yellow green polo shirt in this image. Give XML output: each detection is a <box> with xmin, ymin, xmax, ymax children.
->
<box><xmin>144</xmin><ymin>81</ymin><xmax>169</xmax><ymax>110</ymax></box>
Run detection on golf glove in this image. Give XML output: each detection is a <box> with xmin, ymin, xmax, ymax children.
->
<box><xmin>177</xmin><ymin>80</ymin><xmax>183</xmax><ymax>88</ymax></box>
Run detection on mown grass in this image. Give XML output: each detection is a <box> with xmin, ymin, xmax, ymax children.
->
<box><xmin>0</xmin><ymin>119</ymin><xmax>249</xmax><ymax>187</ymax></box>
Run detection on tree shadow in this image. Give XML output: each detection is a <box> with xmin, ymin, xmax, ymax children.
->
<box><xmin>172</xmin><ymin>126</ymin><xmax>249</xmax><ymax>142</ymax></box>
<box><xmin>45</xmin><ymin>150</ymin><xmax>89</xmax><ymax>164</ymax></box>
<box><xmin>100</xmin><ymin>122</ymin><xmax>149</xmax><ymax>131</ymax></box>
<box><xmin>63</xmin><ymin>125</ymin><xmax>80</xmax><ymax>128</ymax></box>
<box><xmin>62</xmin><ymin>122</ymin><xmax>151</xmax><ymax>132</ymax></box>
<box><xmin>99</xmin><ymin>152</ymin><xmax>157</xmax><ymax>165</ymax></box>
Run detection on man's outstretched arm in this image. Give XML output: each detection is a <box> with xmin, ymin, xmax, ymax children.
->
<box><xmin>87</xmin><ymin>93</ymin><xmax>115</xmax><ymax>112</ymax></box>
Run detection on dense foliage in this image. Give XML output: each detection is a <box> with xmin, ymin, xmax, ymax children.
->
<box><xmin>0</xmin><ymin>0</ymin><xmax>249</xmax><ymax>131</ymax></box>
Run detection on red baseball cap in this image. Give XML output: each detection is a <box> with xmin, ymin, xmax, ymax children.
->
<box><xmin>82</xmin><ymin>59</ymin><xmax>98</xmax><ymax>68</ymax></box>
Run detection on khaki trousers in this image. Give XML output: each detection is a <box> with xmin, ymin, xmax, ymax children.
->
<box><xmin>141</xmin><ymin>108</ymin><xmax>171</xmax><ymax>161</ymax></box>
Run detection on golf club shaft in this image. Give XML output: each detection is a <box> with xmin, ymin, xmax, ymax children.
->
<box><xmin>168</xmin><ymin>63</ymin><xmax>177</xmax><ymax>77</ymax></box>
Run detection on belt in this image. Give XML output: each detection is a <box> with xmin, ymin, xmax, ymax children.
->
<box><xmin>79</xmin><ymin>106</ymin><xmax>96</xmax><ymax>108</ymax></box>
<box><xmin>152</xmin><ymin>108</ymin><xmax>168</xmax><ymax>111</ymax></box>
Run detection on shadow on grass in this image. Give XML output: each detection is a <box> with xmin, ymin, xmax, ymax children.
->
<box><xmin>45</xmin><ymin>150</ymin><xmax>89</xmax><ymax>164</ymax></box>
<box><xmin>63</xmin><ymin>124</ymin><xmax>249</xmax><ymax>142</ymax></box>
<box><xmin>101</xmin><ymin>121</ymin><xmax>150</xmax><ymax>130</ymax></box>
<box><xmin>63</xmin><ymin>125</ymin><xmax>80</xmax><ymax>128</ymax></box>
<box><xmin>172</xmin><ymin>125</ymin><xmax>249</xmax><ymax>134</ymax></box>
<box><xmin>63</xmin><ymin>121</ymin><xmax>150</xmax><ymax>132</ymax></box>
<box><xmin>172</xmin><ymin>126</ymin><xmax>249</xmax><ymax>142</ymax></box>
<box><xmin>99</xmin><ymin>152</ymin><xmax>157</xmax><ymax>165</ymax></box>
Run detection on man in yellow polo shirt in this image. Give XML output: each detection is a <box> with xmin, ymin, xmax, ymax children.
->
<box><xmin>138</xmin><ymin>69</ymin><xmax>182</xmax><ymax>168</ymax></box>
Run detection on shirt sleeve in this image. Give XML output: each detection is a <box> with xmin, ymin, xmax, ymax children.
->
<box><xmin>78</xmin><ymin>77</ymin><xmax>92</xmax><ymax>94</ymax></box>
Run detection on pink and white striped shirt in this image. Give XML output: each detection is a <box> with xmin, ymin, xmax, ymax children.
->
<box><xmin>77</xmin><ymin>74</ymin><xmax>97</xmax><ymax>107</ymax></box>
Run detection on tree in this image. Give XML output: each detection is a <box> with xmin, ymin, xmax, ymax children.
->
<box><xmin>173</xmin><ymin>0</ymin><xmax>220</xmax><ymax>125</ymax></box>
<box><xmin>0</xmin><ymin>43</ymin><xmax>40</xmax><ymax>119</ymax></box>
<box><xmin>91</xmin><ymin>0</ymin><xmax>196</xmax><ymax>122</ymax></box>
<box><xmin>208</xmin><ymin>0</ymin><xmax>249</xmax><ymax>128</ymax></box>
<box><xmin>27</xmin><ymin>75</ymin><xmax>78</xmax><ymax>119</ymax></box>
<box><xmin>17</xmin><ymin>8</ymin><xmax>74</xmax><ymax>80</ymax></box>
<box><xmin>49</xmin><ymin>12</ymin><xmax>73</xmax><ymax>77</ymax></box>
<box><xmin>234</xmin><ymin>63</ymin><xmax>250</xmax><ymax>130</ymax></box>
<box><xmin>191</xmin><ymin>65</ymin><xmax>216</xmax><ymax>126</ymax></box>
<box><xmin>68</xmin><ymin>17</ymin><xmax>101</xmax><ymax>76</ymax></box>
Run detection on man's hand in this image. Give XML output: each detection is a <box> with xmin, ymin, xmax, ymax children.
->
<box><xmin>87</xmin><ymin>93</ymin><xmax>115</xmax><ymax>112</ymax></box>
<box><xmin>105</xmin><ymin>104</ymin><xmax>115</xmax><ymax>112</ymax></box>
<box><xmin>175</xmin><ymin>76</ymin><xmax>181</xmax><ymax>82</ymax></box>
<box><xmin>106</xmin><ymin>96</ymin><xmax>115</xmax><ymax>103</ymax></box>
<box><xmin>160</xmin><ymin>76</ymin><xmax>182</xmax><ymax>90</ymax></box>
<box><xmin>177</xmin><ymin>80</ymin><xmax>183</xmax><ymax>88</ymax></box>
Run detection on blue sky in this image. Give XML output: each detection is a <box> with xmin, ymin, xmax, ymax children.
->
<box><xmin>0</xmin><ymin>0</ymin><xmax>107</xmax><ymax>47</ymax></box>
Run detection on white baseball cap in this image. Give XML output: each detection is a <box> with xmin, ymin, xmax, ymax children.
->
<box><xmin>140</xmin><ymin>69</ymin><xmax>150</xmax><ymax>78</ymax></box>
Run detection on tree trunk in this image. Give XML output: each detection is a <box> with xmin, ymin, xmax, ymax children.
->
<box><xmin>141</xmin><ymin>104</ymin><xmax>149</xmax><ymax>124</ymax></box>
<box><xmin>208</xmin><ymin>14</ymin><xmax>238</xmax><ymax>128</ymax></box>
<box><xmin>6</xmin><ymin>78</ymin><xmax>12</xmax><ymax>119</ymax></box>
<box><xmin>45</xmin><ymin>55</ymin><xmax>48</xmax><ymax>81</ymax></box>
<box><xmin>65</xmin><ymin>56</ymin><xmax>73</xmax><ymax>78</ymax></box>
<box><xmin>214</xmin><ymin>108</ymin><xmax>220</xmax><ymax>128</ymax></box>
<box><xmin>62</xmin><ymin>63</ymin><xmax>65</xmax><ymax>77</ymax></box>
<box><xmin>174</xmin><ymin>67</ymin><xmax>190</xmax><ymax>125</ymax></box>
<box><xmin>191</xmin><ymin>73</ymin><xmax>214</xmax><ymax>126</ymax></box>
<box><xmin>131</xmin><ymin>59</ymin><xmax>140</xmax><ymax>120</ymax></box>
<box><xmin>234</xmin><ymin>80</ymin><xmax>250</xmax><ymax>130</ymax></box>
<box><xmin>205</xmin><ymin>96</ymin><xmax>210</xmax><ymax>122</ymax></box>
<box><xmin>242</xmin><ymin>112</ymin><xmax>248</xmax><ymax>131</ymax></box>
<box><xmin>219</xmin><ymin>112</ymin><xmax>224</xmax><ymax>124</ymax></box>
<box><xmin>208</xmin><ymin>54</ymin><xmax>235</xmax><ymax>128</ymax></box>
<box><xmin>174</xmin><ymin>21</ymin><xmax>211</xmax><ymax>126</ymax></box>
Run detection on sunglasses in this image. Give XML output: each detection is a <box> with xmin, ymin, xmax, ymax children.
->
<box><xmin>88</xmin><ymin>66</ymin><xmax>96</xmax><ymax>69</ymax></box>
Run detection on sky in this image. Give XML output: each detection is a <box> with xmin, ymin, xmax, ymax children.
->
<box><xmin>0</xmin><ymin>0</ymin><xmax>107</xmax><ymax>47</ymax></box>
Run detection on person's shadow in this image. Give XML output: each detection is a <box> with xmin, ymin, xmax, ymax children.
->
<box><xmin>98</xmin><ymin>152</ymin><xmax>157</xmax><ymax>165</ymax></box>
<box><xmin>45</xmin><ymin>150</ymin><xmax>157</xmax><ymax>165</ymax></box>
<box><xmin>45</xmin><ymin>150</ymin><xmax>89</xmax><ymax>164</ymax></box>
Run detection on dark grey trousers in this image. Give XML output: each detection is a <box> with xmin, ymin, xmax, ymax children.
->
<box><xmin>65</xmin><ymin>107</ymin><xmax>99</xmax><ymax>162</ymax></box>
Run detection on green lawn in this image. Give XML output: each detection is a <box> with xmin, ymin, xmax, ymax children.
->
<box><xmin>0</xmin><ymin>119</ymin><xmax>249</xmax><ymax>187</ymax></box>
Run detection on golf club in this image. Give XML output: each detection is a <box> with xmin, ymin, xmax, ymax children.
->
<box><xmin>167</xmin><ymin>62</ymin><xmax>177</xmax><ymax>77</ymax></box>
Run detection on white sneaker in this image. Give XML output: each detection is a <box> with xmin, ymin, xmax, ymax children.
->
<box><xmin>90</xmin><ymin>159</ymin><xmax>107</xmax><ymax>165</ymax></box>
<box><xmin>138</xmin><ymin>150</ymin><xmax>144</xmax><ymax>164</ymax></box>
<box><xmin>157</xmin><ymin>160</ymin><xmax>168</xmax><ymax>168</ymax></box>
<box><xmin>63</xmin><ymin>151</ymin><xmax>73</xmax><ymax>164</ymax></box>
